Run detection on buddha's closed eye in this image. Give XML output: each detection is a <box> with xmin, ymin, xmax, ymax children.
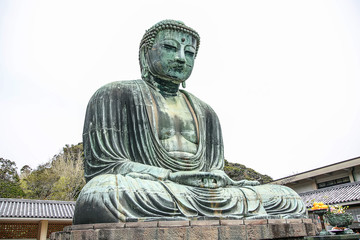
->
<box><xmin>163</xmin><ymin>44</ymin><xmax>177</xmax><ymax>51</ymax></box>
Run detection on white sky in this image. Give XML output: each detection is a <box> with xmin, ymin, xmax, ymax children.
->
<box><xmin>1</xmin><ymin>0</ymin><xmax>360</xmax><ymax>180</ymax></box>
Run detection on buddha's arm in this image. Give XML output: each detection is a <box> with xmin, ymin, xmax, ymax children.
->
<box><xmin>84</xmin><ymin>82</ymin><xmax>175</xmax><ymax>181</ymax></box>
<box><xmin>210</xmin><ymin>170</ymin><xmax>260</xmax><ymax>187</ymax></box>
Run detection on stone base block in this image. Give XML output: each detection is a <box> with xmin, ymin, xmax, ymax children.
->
<box><xmin>51</xmin><ymin>219</ymin><xmax>318</xmax><ymax>240</ymax></box>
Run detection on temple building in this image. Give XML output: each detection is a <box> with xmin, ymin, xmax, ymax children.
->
<box><xmin>0</xmin><ymin>198</ymin><xmax>74</xmax><ymax>240</ymax></box>
<box><xmin>272</xmin><ymin>156</ymin><xmax>360</xmax><ymax>231</ymax></box>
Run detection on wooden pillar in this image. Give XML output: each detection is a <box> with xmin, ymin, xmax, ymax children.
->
<box><xmin>37</xmin><ymin>220</ymin><xmax>48</xmax><ymax>240</ymax></box>
<box><xmin>349</xmin><ymin>169</ymin><xmax>355</xmax><ymax>182</ymax></box>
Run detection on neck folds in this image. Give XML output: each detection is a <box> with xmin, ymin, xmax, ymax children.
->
<box><xmin>145</xmin><ymin>75</ymin><xmax>180</xmax><ymax>97</ymax></box>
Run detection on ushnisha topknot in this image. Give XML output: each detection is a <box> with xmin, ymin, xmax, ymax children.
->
<box><xmin>139</xmin><ymin>19</ymin><xmax>200</xmax><ymax>58</ymax></box>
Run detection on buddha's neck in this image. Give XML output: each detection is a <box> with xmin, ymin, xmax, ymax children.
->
<box><xmin>145</xmin><ymin>75</ymin><xmax>180</xmax><ymax>97</ymax></box>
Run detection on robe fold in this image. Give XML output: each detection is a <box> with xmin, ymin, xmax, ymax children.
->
<box><xmin>73</xmin><ymin>80</ymin><xmax>305</xmax><ymax>224</ymax></box>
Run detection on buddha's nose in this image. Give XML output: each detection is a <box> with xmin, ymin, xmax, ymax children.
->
<box><xmin>176</xmin><ymin>51</ymin><xmax>186</xmax><ymax>64</ymax></box>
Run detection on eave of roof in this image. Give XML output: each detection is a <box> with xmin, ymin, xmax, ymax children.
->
<box><xmin>272</xmin><ymin>156</ymin><xmax>360</xmax><ymax>184</ymax></box>
<box><xmin>299</xmin><ymin>181</ymin><xmax>360</xmax><ymax>208</ymax></box>
<box><xmin>0</xmin><ymin>198</ymin><xmax>75</xmax><ymax>219</ymax></box>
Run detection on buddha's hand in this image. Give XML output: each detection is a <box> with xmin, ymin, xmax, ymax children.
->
<box><xmin>208</xmin><ymin>170</ymin><xmax>261</xmax><ymax>187</ymax></box>
<box><xmin>231</xmin><ymin>179</ymin><xmax>261</xmax><ymax>187</ymax></box>
<box><xmin>168</xmin><ymin>170</ymin><xmax>234</xmax><ymax>188</ymax></box>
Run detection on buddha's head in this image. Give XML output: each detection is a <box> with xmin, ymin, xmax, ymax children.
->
<box><xmin>139</xmin><ymin>20</ymin><xmax>200</xmax><ymax>86</ymax></box>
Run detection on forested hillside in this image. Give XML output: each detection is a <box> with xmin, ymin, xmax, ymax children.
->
<box><xmin>0</xmin><ymin>143</ymin><xmax>85</xmax><ymax>201</ymax></box>
<box><xmin>224</xmin><ymin>160</ymin><xmax>273</xmax><ymax>184</ymax></box>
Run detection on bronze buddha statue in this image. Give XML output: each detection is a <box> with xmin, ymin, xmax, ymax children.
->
<box><xmin>73</xmin><ymin>20</ymin><xmax>305</xmax><ymax>224</ymax></box>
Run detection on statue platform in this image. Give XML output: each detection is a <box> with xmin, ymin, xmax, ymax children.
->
<box><xmin>51</xmin><ymin>218</ymin><xmax>319</xmax><ymax>240</ymax></box>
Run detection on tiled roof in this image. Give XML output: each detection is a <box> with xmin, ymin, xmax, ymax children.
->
<box><xmin>299</xmin><ymin>181</ymin><xmax>360</xmax><ymax>208</ymax></box>
<box><xmin>0</xmin><ymin>198</ymin><xmax>75</xmax><ymax>219</ymax></box>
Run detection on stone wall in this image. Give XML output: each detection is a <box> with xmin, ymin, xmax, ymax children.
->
<box><xmin>51</xmin><ymin>219</ymin><xmax>319</xmax><ymax>240</ymax></box>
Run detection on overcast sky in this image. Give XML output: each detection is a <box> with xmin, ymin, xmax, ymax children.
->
<box><xmin>1</xmin><ymin>0</ymin><xmax>360</xmax><ymax>180</ymax></box>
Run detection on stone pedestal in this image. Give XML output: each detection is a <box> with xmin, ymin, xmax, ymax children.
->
<box><xmin>51</xmin><ymin>218</ymin><xmax>319</xmax><ymax>240</ymax></box>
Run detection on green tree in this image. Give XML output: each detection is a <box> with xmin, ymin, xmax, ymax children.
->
<box><xmin>20</xmin><ymin>162</ymin><xmax>56</xmax><ymax>199</ymax></box>
<box><xmin>20</xmin><ymin>143</ymin><xmax>86</xmax><ymax>201</ymax></box>
<box><xmin>1</xmin><ymin>158</ymin><xmax>18</xmax><ymax>181</ymax></box>
<box><xmin>49</xmin><ymin>143</ymin><xmax>85</xmax><ymax>200</ymax></box>
<box><xmin>20</xmin><ymin>165</ymin><xmax>32</xmax><ymax>179</ymax></box>
<box><xmin>224</xmin><ymin>159</ymin><xmax>273</xmax><ymax>184</ymax></box>
<box><xmin>0</xmin><ymin>158</ymin><xmax>25</xmax><ymax>198</ymax></box>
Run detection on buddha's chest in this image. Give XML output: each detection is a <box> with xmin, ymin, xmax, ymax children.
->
<box><xmin>151</xmin><ymin>93</ymin><xmax>198</xmax><ymax>145</ymax></box>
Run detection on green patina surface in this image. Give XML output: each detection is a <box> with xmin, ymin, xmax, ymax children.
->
<box><xmin>73</xmin><ymin>20</ymin><xmax>306</xmax><ymax>224</ymax></box>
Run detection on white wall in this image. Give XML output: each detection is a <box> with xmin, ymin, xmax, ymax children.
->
<box><xmin>289</xmin><ymin>181</ymin><xmax>316</xmax><ymax>193</ymax></box>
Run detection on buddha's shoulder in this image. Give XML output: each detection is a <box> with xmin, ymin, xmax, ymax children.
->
<box><xmin>181</xmin><ymin>90</ymin><xmax>218</xmax><ymax>116</ymax></box>
<box><xmin>91</xmin><ymin>80</ymin><xmax>144</xmax><ymax>99</ymax></box>
<box><xmin>96</xmin><ymin>80</ymin><xmax>142</xmax><ymax>92</ymax></box>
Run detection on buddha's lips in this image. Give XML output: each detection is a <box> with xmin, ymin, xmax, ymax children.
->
<box><xmin>170</xmin><ymin>64</ymin><xmax>185</xmax><ymax>72</ymax></box>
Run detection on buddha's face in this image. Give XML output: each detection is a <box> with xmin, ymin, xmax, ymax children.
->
<box><xmin>146</xmin><ymin>29</ymin><xmax>197</xmax><ymax>84</ymax></box>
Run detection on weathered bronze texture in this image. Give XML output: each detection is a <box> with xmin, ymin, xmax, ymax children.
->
<box><xmin>73</xmin><ymin>20</ymin><xmax>306</xmax><ymax>224</ymax></box>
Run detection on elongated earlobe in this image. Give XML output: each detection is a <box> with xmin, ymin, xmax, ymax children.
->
<box><xmin>142</xmin><ymin>67</ymin><xmax>149</xmax><ymax>79</ymax></box>
<box><xmin>140</xmin><ymin>47</ymin><xmax>150</xmax><ymax>80</ymax></box>
<box><xmin>182</xmin><ymin>81</ymin><xmax>186</xmax><ymax>88</ymax></box>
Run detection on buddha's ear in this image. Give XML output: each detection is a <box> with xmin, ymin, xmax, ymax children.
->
<box><xmin>139</xmin><ymin>46</ymin><xmax>149</xmax><ymax>79</ymax></box>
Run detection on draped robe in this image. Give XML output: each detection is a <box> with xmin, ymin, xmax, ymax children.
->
<box><xmin>73</xmin><ymin>80</ymin><xmax>306</xmax><ymax>224</ymax></box>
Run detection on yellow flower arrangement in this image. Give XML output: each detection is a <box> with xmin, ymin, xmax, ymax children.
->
<box><xmin>310</xmin><ymin>202</ymin><xmax>329</xmax><ymax>210</ymax></box>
